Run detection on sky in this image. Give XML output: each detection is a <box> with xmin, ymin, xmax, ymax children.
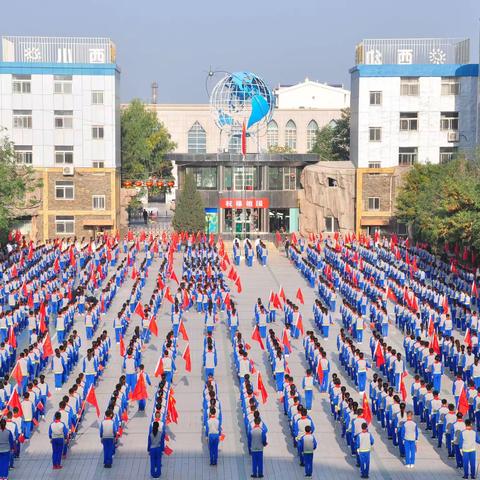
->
<box><xmin>1</xmin><ymin>0</ymin><xmax>479</xmax><ymax>103</ymax></box>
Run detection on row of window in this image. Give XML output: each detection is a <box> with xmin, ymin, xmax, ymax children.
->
<box><xmin>12</xmin><ymin>75</ymin><xmax>105</xmax><ymax>103</ymax></box>
<box><xmin>184</xmin><ymin>165</ymin><xmax>301</xmax><ymax>191</ymax></box>
<box><xmin>369</xmin><ymin>77</ymin><xmax>461</xmax><ymax>104</ymax></box>
<box><xmin>368</xmin><ymin>112</ymin><xmax>459</xmax><ymax>142</ymax></box>
<box><xmin>367</xmin><ymin>146</ymin><xmax>458</xmax><ymax>168</ymax></box>
<box><xmin>54</xmin><ymin>181</ymin><xmax>105</xmax><ymax>209</ymax></box>
<box><xmin>12</xmin><ymin>110</ymin><xmax>106</xmax><ymax>137</ymax></box>
<box><xmin>13</xmin><ymin>145</ymin><xmax>105</xmax><ymax>167</ymax></box>
<box><xmin>186</xmin><ymin>119</ymin><xmax>320</xmax><ymax>153</ymax></box>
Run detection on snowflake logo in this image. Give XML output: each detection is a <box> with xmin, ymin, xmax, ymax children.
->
<box><xmin>429</xmin><ymin>49</ymin><xmax>446</xmax><ymax>65</ymax></box>
<box><xmin>23</xmin><ymin>47</ymin><xmax>42</xmax><ymax>62</ymax></box>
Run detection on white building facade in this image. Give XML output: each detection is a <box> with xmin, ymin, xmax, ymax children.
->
<box><xmin>350</xmin><ymin>38</ymin><xmax>479</xmax><ymax>168</ymax></box>
<box><xmin>0</xmin><ymin>36</ymin><xmax>121</xmax><ymax>239</ymax></box>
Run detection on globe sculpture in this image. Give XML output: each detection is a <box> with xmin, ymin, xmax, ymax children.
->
<box><xmin>209</xmin><ymin>71</ymin><xmax>275</xmax><ymax>136</ymax></box>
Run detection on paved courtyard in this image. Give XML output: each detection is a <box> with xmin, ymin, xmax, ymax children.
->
<box><xmin>11</xmin><ymin>242</ymin><xmax>465</xmax><ymax>479</ymax></box>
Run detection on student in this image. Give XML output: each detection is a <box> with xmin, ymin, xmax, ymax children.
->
<box><xmin>0</xmin><ymin>418</ymin><xmax>13</xmax><ymax>479</ymax></box>
<box><xmin>399</xmin><ymin>411</ymin><xmax>418</xmax><ymax>468</ymax></box>
<box><xmin>298</xmin><ymin>425</ymin><xmax>317</xmax><ymax>477</ymax></box>
<box><xmin>100</xmin><ymin>410</ymin><xmax>117</xmax><ymax>468</ymax></box>
<box><xmin>148</xmin><ymin>421</ymin><xmax>165</xmax><ymax>479</ymax></box>
<box><xmin>459</xmin><ymin>419</ymin><xmax>480</xmax><ymax>480</ymax></box>
<box><xmin>356</xmin><ymin>422</ymin><xmax>374</xmax><ymax>479</ymax></box>
<box><xmin>248</xmin><ymin>417</ymin><xmax>267</xmax><ymax>478</ymax></box>
<box><xmin>48</xmin><ymin>411</ymin><xmax>68</xmax><ymax>470</ymax></box>
<box><xmin>206</xmin><ymin>407</ymin><xmax>221</xmax><ymax>466</ymax></box>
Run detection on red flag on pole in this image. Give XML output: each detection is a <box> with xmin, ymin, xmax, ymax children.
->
<box><xmin>278</xmin><ymin>286</ymin><xmax>286</xmax><ymax>303</ymax></box>
<box><xmin>165</xmin><ymin>287</ymin><xmax>175</xmax><ymax>304</ymax></box>
<box><xmin>257</xmin><ymin>372</ymin><xmax>268</xmax><ymax>404</ymax></box>
<box><xmin>458</xmin><ymin>387</ymin><xmax>469</xmax><ymax>416</ymax></box>
<box><xmin>148</xmin><ymin>315</ymin><xmax>158</xmax><ymax>337</ymax></box>
<box><xmin>374</xmin><ymin>341</ymin><xmax>385</xmax><ymax>368</ymax></box>
<box><xmin>296</xmin><ymin>288</ymin><xmax>304</xmax><ymax>305</ymax></box>
<box><xmin>170</xmin><ymin>270</ymin><xmax>179</xmax><ymax>284</ymax></box>
<box><xmin>86</xmin><ymin>385</ymin><xmax>100</xmax><ymax>417</ymax></box>
<box><xmin>316</xmin><ymin>359</ymin><xmax>324</xmax><ymax>385</ymax></box>
<box><xmin>430</xmin><ymin>332</ymin><xmax>440</xmax><ymax>355</ymax></box>
<box><xmin>295</xmin><ymin>314</ymin><xmax>305</xmax><ymax>336</ymax></box>
<box><xmin>464</xmin><ymin>328</ymin><xmax>473</xmax><ymax>348</ymax></box>
<box><xmin>7</xmin><ymin>327</ymin><xmax>16</xmax><ymax>349</ymax></box>
<box><xmin>11</xmin><ymin>362</ymin><xmax>23</xmax><ymax>385</ymax></box>
<box><xmin>157</xmin><ymin>276</ymin><xmax>165</xmax><ymax>291</ymax></box>
<box><xmin>241</xmin><ymin>121</ymin><xmax>247</xmax><ymax>156</ymax></box>
<box><xmin>472</xmin><ymin>281</ymin><xmax>478</xmax><ymax>298</ymax></box>
<box><xmin>400</xmin><ymin>372</ymin><xmax>408</xmax><ymax>402</ymax></box>
<box><xmin>154</xmin><ymin>358</ymin><xmax>164</xmax><ymax>377</ymax></box>
<box><xmin>282</xmin><ymin>328</ymin><xmax>291</xmax><ymax>353</ymax></box>
<box><xmin>251</xmin><ymin>325</ymin><xmax>265</xmax><ymax>350</ymax></box>
<box><xmin>7</xmin><ymin>387</ymin><xmax>23</xmax><ymax>416</ymax></box>
<box><xmin>235</xmin><ymin>277</ymin><xmax>242</xmax><ymax>294</ymax></box>
<box><xmin>178</xmin><ymin>321</ymin><xmax>189</xmax><ymax>341</ymax></box>
<box><xmin>130</xmin><ymin>372</ymin><xmax>149</xmax><ymax>401</ymax></box>
<box><xmin>134</xmin><ymin>302</ymin><xmax>145</xmax><ymax>319</ymax></box>
<box><xmin>119</xmin><ymin>335</ymin><xmax>126</xmax><ymax>357</ymax></box>
<box><xmin>42</xmin><ymin>333</ymin><xmax>54</xmax><ymax>358</ymax></box>
<box><xmin>182</xmin><ymin>344</ymin><xmax>191</xmax><ymax>372</ymax></box>
<box><xmin>362</xmin><ymin>392</ymin><xmax>372</xmax><ymax>424</ymax></box>
<box><xmin>27</xmin><ymin>243</ymin><xmax>34</xmax><ymax>261</ymax></box>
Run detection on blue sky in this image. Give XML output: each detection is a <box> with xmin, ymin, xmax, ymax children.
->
<box><xmin>2</xmin><ymin>0</ymin><xmax>479</xmax><ymax>102</ymax></box>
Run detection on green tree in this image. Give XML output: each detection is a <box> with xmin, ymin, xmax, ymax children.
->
<box><xmin>0</xmin><ymin>134</ymin><xmax>42</xmax><ymax>237</ymax></box>
<box><xmin>121</xmin><ymin>99</ymin><xmax>176</xmax><ymax>179</ymax></box>
<box><xmin>310</xmin><ymin>108</ymin><xmax>350</xmax><ymax>161</ymax></box>
<box><xmin>172</xmin><ymin>173</ymin><xmax>206</xmax><ymax>233</ymax></box>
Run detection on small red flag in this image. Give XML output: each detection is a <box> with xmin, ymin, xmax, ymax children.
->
<box><xmin>148</xmin><ymin>315</ymin><xmax>158</xmax><ymax>337</ymax></box>
<box><xmin>430</xmin><ymin>332</ymin><xmax>440</xmax><ymax>354</ymax></box>
<box><xmin>316</xmin><ymin>359</ymin><xmax>324</xmax><ymax>385</ymax></box>
<box><xmin>119</xmin><ymin>336</ymin><xmax>126</xmax><ymax>357</ymax></box>
<box><xmin>362</xmin><ymin>392</ymin><xmax>372</xmax><ymax>424</ymax></box>
<box><xmin>374</xmin><ymin>341</ymin><xmax>385</xmax><ymax>368</ymax></box>
<box><xmin>154</xmin><ymin>358</ymin><xmax>164</xmax><ymax>378</ymax></box>
<box><xmin>165</xmin><ymin>287</ymin><xmax>175</xmax><ymax>304</ymax></box>
<box><xmin>11</xmin><ymin>362</ymin><xmax>23</xmax><ymax>385</ymax></box>
<box><xmin>235</xmin><ymin>277</ymin><xmax>242</xmax><ymax>294</ymax></box>
<box><xmin>182</xmin><ymin>344</ymin><xmax>191</xmax><ymax>372</ymax></box>
<box><xmin>7</xmin><ymin>387</ymin><xmax>23</xmax><ymax>416</ymax></box>
<box><xmin>295</xmin><ymin>314</ymin><xmax>305</xmax><ymax>336</ymax></box>
<box><xmin>178</xmin><ymin>320</ymin><xmax>189</xmax><ymax>341</ymax></box>
<box><xmin>257</xmin><ymin>371</ymin><xmax>268</xmax><ymax>404</ymax></box>
<box><xmin>27</xmin><ymin>243</ymin><xmax>34</xmax><ymax>261</ymax></box>
<box><xmin>458</xmin><ymin>387</ymin><xmax>469</xmax><ymax>416</ymax></box>
<box><xmin>86</xmin><ymin>385</ymin><xmax>100</xmax><ymax>417</ymax></box>
<box><xmin>472</xmin><ymin>281</ymin><xmax>478</xmax><ymax>298</ymax></box>
<box><xmin>131</xmin><ymin>265</ymin><xmax>138</xmax><ymax>280</ymax></box>
<box><xmin>53</xmin><ymin>257</ymin><xmax>60</xmax><ymax>273</ymax></box>
<box><xmin>170</xmin><ymin>270</ymin><xmax>179</xmax><ymax>284</ymax></box>
<box><xmin>251</xmin><ymin>325</ymin><xmax>265</xmax><ymax>350</ymax></box>
<box><xmin>130</xmin><ymin>372</ymin><xmax>148</xmax><ymax>401</ymax></box>
<box><xmin>134</xmin><ymin>302</ymin><xmax>145</xmax><ymax>319</ymax></box>
<box><xmin>465</xmin><ymin>328</ymin><xmax>473</xmax><ymax>348</ymax></box>
<box><xmin>428</xmin><ymin>316</ymin><xmax>435</xmax><ymax>337</ymax></box>
<box><xmin>296</xmin><ymin>288</ymin><xmax>304</xmax><ymax>305</ymax></box>
<box><xmin>42</xmin><ymin>333</ymin><xmax>54</xmax><ymax>358</ymax></box>
<box><xmin>400</xmin><ymin>371</ymin><xmax>408</xmax><ymax>402</ymax></box>
<box><xmin>241</xmin><ymin>121</ymin><xmax>247</xmax><ymax>156</ymax></box>
<box><xmin>157</xmin><ymin>276</ymin><xmax>165</xmax><ymax>291</ymax></box>
<box><xmin>279</xmin><ymin>286</ymin><xmax>286</xmax><ymax>302</ymax></box>
<box><xmin>7</xmin><ymin>327</ymin><xmax>16</xmax><ymax>349</ymax></box>
<box><xmin>282</xmin><ymin>328</ymin><xmax>291</xmax><ymax>353</ymax></box>
<box><xmin>164</xmin><ymin>444</ymin><xmax>173</xmax><ymax>456</ymax></box>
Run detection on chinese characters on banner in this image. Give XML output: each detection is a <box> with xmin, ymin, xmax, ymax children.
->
<box><xmin>219</xmin><ymin>198</ymin><xmax>270</xmax><ymax>209</ymax></box>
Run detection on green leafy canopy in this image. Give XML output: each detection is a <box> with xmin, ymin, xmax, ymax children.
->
<box><xmin>172</xmin><ymin>173</ymin><xmax>206</xmax><ymax>233</ymax></box>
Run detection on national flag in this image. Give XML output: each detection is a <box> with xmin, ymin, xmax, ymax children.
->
<box><xmin>134</xmin><ymin>302</ymin><xmax>145</xmax><ymax>319</ymax></box>
<box><xmin>296</xmin><ymin>288</ymin><xmax>304</xmax><ymax>305</ymax></box>
<box><xmin>206</xmin><ymin>263</ymin><xmax>212</xmax><ymax>278</ymax></box>
<box><xmin>257</xmin><ymin>371</ymin><xmax>268</xmax><ymax>404</ymax></box>
<box><xmin>11</xmin><ymin>264</ymin><xmax>17</xmax><ymax>278</ymax></box>
<box><xmin>11</xmin><ymin>361</ymin><xmax>23</xmax><ymax>385</ymax></box>
<box><xmin>278</xmin><ymin>286</ymin><xmax>286</xmax><ymax>303</ymax></box>
<box><xmin>170</xmin><ymin>270</ymin><xmax>179</xmax><ymax>284</ymax></box>
<box><xmin>224</xmin><ymin>292</ymin><xmax>231</xmax><ymax>311</ymax></box>
<box><xmin>131</xmin><ymin>265</ymin><xmax>138</xmax><ymax>280</ymax></box>
<box><xmin>316</xmin><ymin>359</ymin><xmax>324</xmax><ymax>386</ymax></box>
<box><xmin>167</xmin><ymin>394</ymin><xmax>178</xmax><ymax>424</ymax></box>
<box><xmin>295</xmin><ymin>314</ymin><xmax>305</xmax><ymax>336</ymax></box>
<box><xmin>119</xmin><ymin>335</ymin><xmax>126</xmax><ymax>357</ymax></box>
<box><xmin>282</xmin><ymin>328</ymin><xmax>291</xmax><ymax>353</ymax></box>
<box><xmin>69</xmin><ymin>245</ymin><xmax>75</xmax><ymax>267</ymax></box>
<box><xmin>374</xmin><ymin>341</ymin><xmax>385</xmax><ymax>368</ymax></box>
<box><xmin>164</xmin><ymin>444</ymin><xmax>173</xmax><ymax>456</ymax></box>
<box><xmin>386</xmin><ymin>285</ymin><xmax>397</xmax><ymax>303</ymax></box>
<box><xmin>178</xmin><ymin>320</ymin><xmax>189</xmax><ymax>341</ymax></box>
<box><xmin>154</xmin><ymin>358</ymin><xmax>164</xmax><ymax>377</ymax></box>
<box><xmin>428</xmin><ymin>316</ymin><xmax>435</xmax><ymax>337</ymax></box>
<box><xmin>7</xmin><ymin>327</ymin><xmax>16</xmax><ymax>349</ymax></box>
<box><xmin>7</xmin><ymin>387</ymin><xmax>23</xmax><ymax>416</ymax></box>
<box><xmin>148</xmin><ymin>315</ymin><xmax>158</xmax><ymax>337</ymax></box>
<box><xmin>291</xmin><ymin>232</ymin><xmax>298</xmax><ymax>245</ymax></box>
<box><xmin>235</xmin><ymin>277</ymin><xmax>242</xmax><ymax>294</ymax></box>
<box><xmin>472</xmin><ymin>281</ymin><xmax>478</xmax><ymax>298</ymax></box>
<box><xmin>251</xmin><ymin>325</ymin><xmax>265</xmax><ymax>350</ymax></box>
<box><xmin>85</xmin><ymin>385</ymin><xmax>100</xmax><ymax>417</ymax></box>
<box><xmin>458</xmin><ymin>387</ymin><xmax>469</xmax><ymax>416</ymax></box>
<box><xmin>53</xmin><ymin>257</ymin><xmax>60</xmax><ymax>273</ymax></box>
<box><xmin>400</xmin><ymin>372</ymin><xmax>408</xmax><ymax>401</ymax></box>
<box><xmin>183</xmin><ymin>289</ymin><xmax>190</xmax><ymax>309</ymax></box>
<box><xmin>42</xmin><ymin>333</ymin><xmax>54</xmax><ymax>358</ymax></box>
<box><xmin>164</xmin><ymin>287</ymin><xmax>175</xmax><ymax>304</ymax></box>
<box><xmin>430</xmin><ymin>332</ymin><xmax>440</xmax><ymax>355</ymax></box>
<box><xmin>182</xmin><ymin>344</ymin><xmax>191</xmax><ymax>372</ymax></box>
<box><xmin>157</xmin><ymin>276</ymin><xmax>165</xmax><ymax>290</ymax></box>
<box><xmin>464</xmin><ymin>328</ymin><xmax>473</xmax><ymax>348</ymax></box>
<box><xmin>241</xmin><ymin>121</ymin><xmax>247</xmax><ymax>156</ymax></box>
<box><xmin>130</xmin><ymin>372</ymin><xmax>148</xmax><ymax>401</ymax></box>
<box><xmin>27</xmin><ymin>242</ymin><xmax>34</xmax><ymax>261</ymax></box>
<box><xmin>362</xmin><ymin>392</ymin><xmax>372</xmax><ymax>424</ymax></box>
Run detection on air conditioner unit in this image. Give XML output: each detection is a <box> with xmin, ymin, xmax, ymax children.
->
<box><xmin>62</xmin><ymin>166</ymin><xmax>74</xmax><ymax>176</ymax></box>
<box><xmin>447</xmin><ymin>131</ymin><xmax>459</xmax><ymax>142</ymax></box>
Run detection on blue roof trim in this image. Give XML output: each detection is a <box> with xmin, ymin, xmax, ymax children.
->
<box><xmin>349</xmin><ymin>64</ymin><xmax>479</xmax><ymax>77</ymax></box>
<box><xmin>0</xmin><ymin>62</ymin><xmax>119</xmax><ymax>75</ymax></box>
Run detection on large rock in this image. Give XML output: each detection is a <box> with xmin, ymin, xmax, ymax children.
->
<box><xmin>299</xmin><ymin>161</ymin><xmax>356</xmax><ymax>235</ymax></box>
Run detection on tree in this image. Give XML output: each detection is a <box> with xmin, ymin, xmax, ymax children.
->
<box><xmin>172</xmin><ymin>173</ymin><xmax>206</xmax><ymax>233</ymax></box>
<box><xmin>0</xmin><ymin>133</ymin><xmax>42</xmax><ymax>238</ymax></box>
<box><xmin>121</xmin><ymin>99</ymin><xmax>176</xmax><ymax>179</ymax></box>
<box><xmin>310</xmin><ymin>108</ymin><xmax>350</xmax><ymax>161</ymax></box>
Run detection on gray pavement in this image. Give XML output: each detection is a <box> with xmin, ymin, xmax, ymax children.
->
<box><xmin>10</xmin><ymin>243</ymin><xmax>467</xmax><ymax>479</ymax></box>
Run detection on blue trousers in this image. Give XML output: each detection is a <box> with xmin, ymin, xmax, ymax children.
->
<box><xmin>304</xmin><ymin>452</ymin><xmax>313</xmax><ymax>476</ymax></box>
<box><xmin>404</xmin><ymin>440</ymin><xmax>415</xmax><ymax>465</ymax></box>
<box><xmin>358</xmin><ymin>451</ymin><xmax>370</xmax><ymax>477</ymax></box>
<box><xmin>150</xmin><ymin>446</ymin><xmax>162</xmax><ymax>478</ymax></box>
<box><xmin>54</xmin><ymin>373</ymin><xmax>63</xmax><ymax>388</ymax></box>
<box><xmin>275</xmin><ymin>372</ymin><xmax>284</xmax><ymax>392</ymax></box>
<box><xmin>358</xmin><ymin>371</ymin><xmax>367</xmax><ymax>393</ymax></box>
<box><xmin>463</xmin><ymin>451</ymin><xmax>476</xmax><ymax>478</ymax></box>
<box><xmin>208</xmin><ymin>434</ymin><xmax>219</xmax><ymax>464</ymax></box>
<box><xmin>304</xmin><ymin>390</ymin><xmax>313</xmax><ymax>410</ymax></box>
<box><xmin>252</xmin><ymin>451</ymin><xmax>263</xmax><ymax>476</ymax></box>
<box><xmin>102</xmin><ymin>438</ymin><xmax>114</xmax><ymax>466</ymax></box>
<box><xmin>51</xmin><ymin>438</ymin><xmax>64</xmax><ymax>466</ymax></box>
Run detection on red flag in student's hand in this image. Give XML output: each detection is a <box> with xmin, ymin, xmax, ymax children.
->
<box><xmin>154</xmin><ymin>358</ymin><xmax>164</xmax><ymax>377</ymax></box>
<box><xmin>182</xmin><ymin>344</ymin><xmax>191</xmax><ymax>372</ymax></box>
<box><xmin>7</xmin><ymin>327</ymin><xmax>16</xmax><ymax>349</ymax></box>
<box><xmin>119</xmin><ymin>335</ymin><xmax>126</xmax><ymax>357</ymax></box>
<box><xmin>374</xmin><ymin>341</ymin><xmax>385</xmax><ymax>368</ymax></box>
<box><xmin>157</xmin><ymin>276</ymin><xmax>165</xmax><ymax>291</ymax></box>
<box><xmin>442</xmin><ymin>296</ymin><xmax>449</xmax><ymax>314</ymax></box>
<box><xmin>134</xmin><ymin>302</ymin><xmax>145</xmax><ymax>319</ymax></box>
<box><xmin>42</xmin><ymin>333</ymin><xmax>54</xmax><ymax>358</ymax></box>
<box><xmin>148</xmin><ymin>315</ymin><xmax>158</xmax><ymax>337</ymax></box>
<box><xmin>182</xmin><ymin>289</ymin><xmax>190</xmax><ymax>309</ymax></box>
<box><xmin>428</xmin><ymin>316</ymin><xmax>435</xmax><ymax>337</ymax></box>
<box><xmin>224</xmin><ymin>293</ymin><xmax>231</xmax><ymax>311</ymax></box>
<box><xmin>400</xmin><ymin>371</ymin><xmax>408</xmax><ymax>402</ymax></box>
<box><xmin>282</xmin><ymin>328</ymin><xmax>291</xmax><ymax>353</ymax></box>
<box><xmin>170</xmin><ymin>270</ymin><xmax>179</xmax><ymax>284</ymax></box>
<box><xmin>130</xmin><ymin>372</ymin><xmax>148</xmax><ymax>401</ymax></box>
<box><xmin>121</xmin><ymin>410</ymin><xmax>129</xmax><ymax>422</ymax></box>
<box><xmin>7</xmin><ymin>387</ymin><xmax>23</xmax><ymax>417</ymax></box>
<box><xmin>86</xmin><ymin>385</ymin><xmax>100</xmax><ymax>417</ymax></box>
<box><xmin>430</xmin><ymin>332</ymin><xmax>440</xmax><ymax>355</ymax></box>
<box><xmin>362</xmin><ymin>392</ymin><xmax>372</xmax><ymax>424</ymax></box>
<box><xmin>278</xmin><ymin>286</ymin><xmax>286</xmax><ymax>303</ymax></box>
<box><xmin>235</xmin><ymin>277</ymin><xmax>242</xmax><ymax>294</ymax></box>
<box><xmin>464</xmin><ymin>328</ymin><xmax>473</xmax><ymax>348</ymax></box>
<box><xmin>273</xmin><ymin>293</ymin><xmax>282</xmax><ymax>310</ymax></box>
<box><xmin>296</xmin><ymin>288</ymin><xmax>304</xmax><ymax>305</ymax></box>
<box><xmin>316</xmin><ymin>359</ymin><xmax>324</xmax><ymax>385</ymax></box>
<box><xmin>206</xmin><ymin>263</ymin><xmax>212</xmax><ymax>278</ymax></box>
<box><xmin>53</xmin><ymin>257</ymin><xmax>60</xmax><ymax>273</ymax></box>
<box><xmin>165</xmin><ymin>287</ymin><xmax>174</xmax><ymax>304</ymax></box>
<box><xmin>472</xmin><ymin>281</ymin><xmax>478</xmax><ymax>298</ymax></box>
<box><xmin>295</xmin><ymin>314</ymin><xmax>305</xmax><ymax>336</ymax></box>
<box><xmin>131</xmin><ymin>265</ymin><xmax>138</xmax><ymax>280</ymax></box>
<box><xmin>178</xmin><ymin>320</ymin><xmax>189</xmax><ymax>341</ymax></box>
<box><xmin>27</xmin><ymin>242</ymin><xmax>34</xmax><ymax>261</ymax></box>
<box><xmin>251</xmin><ymin>325</ymin><xmax>265</xmax><ymax>350</ymax></box>
<box><xmin>167</xmin><ymin>394</ymin><xmax>178</xmax><ymax>424</ymax></box>
<box><xmin>458</xmin><ymin>387</ymin><xmax>469</xmax><ymax>416</ymax></box>
<box><xmin>257</xmin><ymin>371</ymin><xmax>268</xmax><ymax>404</ymax></box>
<box><xmin>164</xmin><ymin>444</ymin><xmax>173</xmax><ymax>456</ymax></box>
<box><xmin>11</xmin><ymin>361</ymin><xmax>23</xmax><ymax>385</ymax></box>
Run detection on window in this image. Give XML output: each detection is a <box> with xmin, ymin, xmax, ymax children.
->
<box><xmin>400</xmin><ymin>77</ymin><xmax>419</xmax><ymax>96</ymax></box>
<box><xmin>92</xmin><ymin>195</ymin><xmax>105</xmax><ymax>210</ymax></box>
<box><xmin>306</xmin><ymin>120</ymin><xmax>318</xmax><ymax>151</ymax></box>
<box><xmin>54</xmin><ymin>75</ymin><xmax>72</xmax><ymax>94</ymax></box>
<box><xmin>92</xmin><ymin>126</ymin><xmax>104</xmax><ymax>139</ymax></box>
<box><xmin>55</xmin><ymin>180</ymin><xmax>74</xmax><ymax>200</ymax></box>
<box><xmin>13</xmin><ymin>110</ymin><xmax>32</xmax><ymax>129</ymax></box>
<box><xmin>369</xmin><ymin>127</ymin><xmax>381</xmax><ymax>142</ymax></box>
<box><xmin>92</xmin><ymin>161</ymin><xmax>105</xmax><ymax>168</ymax></box>
<box><xmin>324</xmin><ymin>216</ymin><xmax>338</xmax><ymax>233</ymax></box>
<box><xmin>55</xmin><ymin>216</ymin><xmax>74</xmax><ymax>234</ymax></box>
<box><xmin>14</xmin><ymin>146</ymin><xmax>33</xmax><ymax>165</ymax></box>
<box><xmin>369</xmin><ymin>91</ymin><xmax>382</xmax><ymax>105</ymax></box>
<box><xmin>285</xmin><ymin>120</ymin><xmax>297</xmax><ymax>150</ymax></box>
<box><xmin>440</xmin><ymin>112</ymin><xmax>459</xmax><ymax>131</ymax></box>
<box><xmin>441</xmin><ymin>77</ymin><xmax>460</xmax><ymax>96</ymax></box>
<box><xmin>12</xmin><ymin>74</ymin><xmax>31</xmax><ymax>94</ymax></box>
<box><xmin>399</xmin><ymin>112</ymin><xmax>418</xmax><ymax>131</ymax></box>
<box><xmin>439</xmin><ymin>146</ymin><xmax>458</xmax><ymax>163</ymax></box>
<box><xmin>397</xmin><ymin>222</ymin><xmax>408</xmax><ymax>235</ymax></box>
<box><xmin>91</xmin><ymin>90</ymin><xmax>104</xmax><ymax>105</ymax></box>
<box><xmin>268</xmin><ymin>167</ymin><xmax>298</xmax><ymax>190</ymax></box>
<box><xmin>185</xmin><ymin>166</ymin><xmax>217</xmax><ymax>190</ymax></box>
<box><xmin>368</xmin><ymin>197</ymin><xmax>380</xmax><ymax>210</ymax></box>
<box><xmin>328</xmin><ymin>177</ymin><xmax>338</xmax><ymax>187</ymax></box>
<box><xmin>368</xmin><ymin>162</ymin><xmax>381</xmax><ymax>169</ymax></box>
<box><xmin>233</xmin><ymin>165</ymin><xmax>257</xmax><ymax>191</ymax></box>
<box><xmin>228</xmin><ymin>126</ymin><xmax>241</xmax><ymax>153</ymax></box>
<box><xmin>267</xmin><ymin>120</ymin><xmax>278</xmax><ymax>149</ymax></box>
<box><xmin>187</xmin><ymin>122</ymin><xmax>206</xmax><ymax>153</ymax></box>
<box><xmin>55</xmin><ymin>146</ymin><xmax>74</xmax><ymax>164</ymax></box>
<box><xmin>398</xmin><ymin>147</ymin><xmax>418</xmax><ymax>165</ymax></box>
<box><xmin>54</xmin><ymin>110</ymin><xmax>73</xmax><ymax>129</ymax></box>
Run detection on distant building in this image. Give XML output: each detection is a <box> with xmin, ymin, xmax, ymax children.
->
<box><xmin>0</xmin><ymin>36</ymin><xmax>120</xmax><ymax>240</ymax></box>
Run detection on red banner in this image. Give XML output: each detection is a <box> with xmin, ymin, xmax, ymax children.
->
<box><xmin>219</xmin><ymin>198</ymin><xmax>269</xmax><ymax>209</ymax></box>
